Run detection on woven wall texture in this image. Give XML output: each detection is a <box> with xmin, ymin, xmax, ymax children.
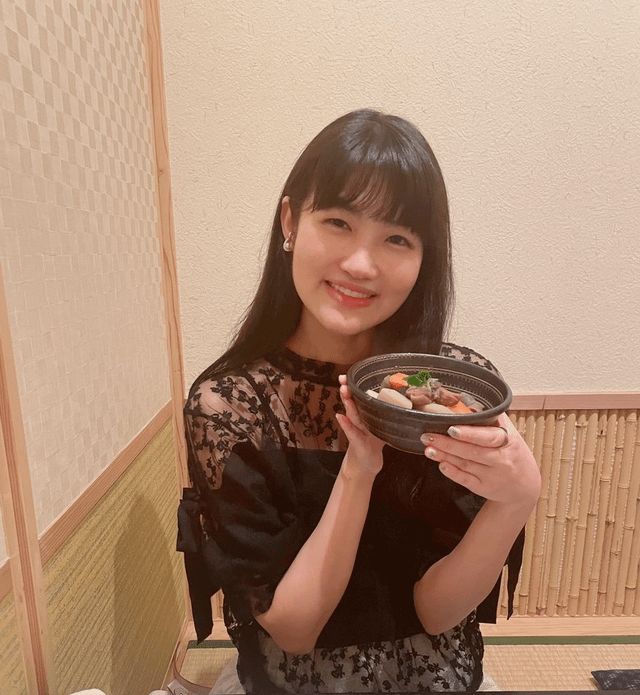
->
<box><xmin>0</xmin><ymin>592</ymin><xmax>28</xmax><ymax>695</ymax></box>
<box><xmin>0</xmin><ymin>0</ymin><xmax>170</xmax><ymax>538</ymax></box>
<box><xmin>44</xmin><ymin>419</ymin><xmax>184</xmax><ymax>695</ymax></box>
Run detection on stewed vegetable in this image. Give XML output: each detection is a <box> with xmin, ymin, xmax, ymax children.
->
<box><xmin>367</xmin><ymin>369</ymin><xmax>486</xmax><ymax>414</ymax></box>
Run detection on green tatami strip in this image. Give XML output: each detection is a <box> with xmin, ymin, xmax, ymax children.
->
<box><xmin>484</xmin><ymin>635</ymin><xmax>640</xmax><ymax>645</ymax></box>
<box><xmin>187</xmin><ymin>639</ymin><xmax>234</xmax><ymax>649</ymax></box>
<box><xmin>187</xmin><ymin>636</ymin><xmax>640</xmax><ymax>648</ymax></box>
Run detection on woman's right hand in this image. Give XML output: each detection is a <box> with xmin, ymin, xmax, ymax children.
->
<box><xmin>336</xmin><ymin>374</ymin><xmax>385</xmax><ymax>481</ymax></box>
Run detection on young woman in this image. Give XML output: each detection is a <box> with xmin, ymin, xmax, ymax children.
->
<box><xmin>177</xmin><ymin>109</ymin><xmax>541</xmax><ymax>693</ymax></box>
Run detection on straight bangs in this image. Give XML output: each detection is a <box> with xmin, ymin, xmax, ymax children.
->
<box><xmin>308</xmin><ymin>136</ymin><xmax>435</xmax><ymax>241</ymax></box>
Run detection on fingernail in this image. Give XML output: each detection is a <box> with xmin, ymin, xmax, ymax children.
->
<box><xmin>448</xmin><ymin>426</ymin><xmax>459</xmax><ymax>438</ymax></box>
<box><xmin>425</xmin><ymin>447</ymin><xmax>438</xmax><ymax>459</ymax></box>
<box><xmin>420</xmin><ymin>434</ymin><xmax>435</xmax><ymax>445</ymax></box>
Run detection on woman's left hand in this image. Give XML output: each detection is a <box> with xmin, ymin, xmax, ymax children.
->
<box><xmin>421</xmin><ymin>412</ymin><xmax>542</xmax><ymax>509</ymax></box>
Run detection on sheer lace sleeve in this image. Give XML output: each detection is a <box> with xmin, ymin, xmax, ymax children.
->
<box><xmin>439</xmin><ymin>341</ymin><xmax>504</xmax><ymax>379</ymax></box>
<box><xmin>182</xmin><ymin>374</ymin><xmax>304</xmax><ymax>627</ymax></box>
<box><xmin>184</xmin><ymin>374</ymin><xmax>265</xmax><ymax>490</ymax></box>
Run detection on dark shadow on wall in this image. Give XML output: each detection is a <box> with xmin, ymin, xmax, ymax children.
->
<box><xmin>112</xmin><ymin>494</ymin><xmax>182</xmax><ymax>695</ymax></box>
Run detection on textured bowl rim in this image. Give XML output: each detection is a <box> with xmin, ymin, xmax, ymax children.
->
<box><xmin>346</xmin><ymin>352</ymin><xmax>512</xmax><ymax>424</ymax></box>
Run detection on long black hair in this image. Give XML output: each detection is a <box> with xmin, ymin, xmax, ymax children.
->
<box><xmin>188</xmin><ymin>108</ymin><xmax>454</xmax><ymax>398</ymax></box>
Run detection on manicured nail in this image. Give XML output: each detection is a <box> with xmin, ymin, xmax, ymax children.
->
<box><xmin>448</xmin><ymin>426</ymin><xmax>460</xmax><ymax>438</ymax></box>
<box><xmin>420</xmin><ymin>434</ymin><xmax>435</xmax><ymax>445</ymax></box>
<box><xmin>425</xmin><ymin>447</ymin><xmax>438</xmax><ymax>459</ymax></box>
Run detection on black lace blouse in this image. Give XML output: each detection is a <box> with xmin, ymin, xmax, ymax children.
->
<box><xmin>177</xmin><ymin>342</ymin><xmax>525</xmax><ymax>693</ymax></box>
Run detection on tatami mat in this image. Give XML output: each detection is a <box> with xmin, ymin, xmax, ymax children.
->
<box><xmin>484</xmin><ymin>643</ymin><xmax>640</xmax><ymax>691</ymax></box>
<box><xmin>179</xmin><ymin>639</ymin><xmax>640</xmax><ymax>691</ymax></box>
<box><xmin>180</xmin><ymin>643</ymin><xmax>236</xmax><ymax>689</ymax></box>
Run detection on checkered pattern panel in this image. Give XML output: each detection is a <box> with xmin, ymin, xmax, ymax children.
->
<box><xmin>0</xmin><ymin>0</ymin><xmax>171</xmax><ymax>537</ymax></box>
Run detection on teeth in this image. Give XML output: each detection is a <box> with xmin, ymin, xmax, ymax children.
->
<box><xmin>330</xmin><ymin>283</ymin><xmax>374</xmax><ymax>299</ymax></box>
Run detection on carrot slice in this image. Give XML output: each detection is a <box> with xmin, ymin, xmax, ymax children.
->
<box><xmin>388</xmin><ymin>372</ymin><xmax>409</xmax><ymax>390</ymax></box>
<box><xmin>449</xmin><ymin>401</ymin><xmax>473</xmax><ymax>414</ymax></box>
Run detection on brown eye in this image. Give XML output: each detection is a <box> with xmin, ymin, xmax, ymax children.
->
<box><xmin>326</xmin><ymin>218</ymin><xmax>349</xmax><ymax>230</ymax></box>
<box><xmin>388</xmin><ymin>235</ymin><xmax>412</xmax><ymax>247</ymax></box>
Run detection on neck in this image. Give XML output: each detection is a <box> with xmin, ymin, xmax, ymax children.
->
<box><xmin>285</xmin><ymin>316</ymin><xmax>373</xmax><ymax>365</ymax></box>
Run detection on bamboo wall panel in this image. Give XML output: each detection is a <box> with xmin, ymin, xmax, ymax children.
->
<box><xmin>0</xmin><ymin>592</ymin><xmax>28</xmax><ymax>695</ymax></box>
<box><xmin>497</xmin><ymin>408</ymin><xmax>640</xmax><ymax>617</ymax></box>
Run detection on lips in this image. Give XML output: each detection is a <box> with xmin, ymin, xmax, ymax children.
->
<box><xmin>325</xmin><ymin>281</ymin><xmax>377</xmax><ymax>299</ymax></box>
<box><xmin>324</xmin><ymin>281</ymin><xmax>377</xmax><ymax>308</ymax></box>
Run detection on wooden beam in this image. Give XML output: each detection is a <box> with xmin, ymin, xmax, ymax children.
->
<box><xmin>141</xmin><ymin>0</ymin><xmax>193</xmax><ymax>650</ymax></box>
<box><xmin>511</xmin><ymin>393</ymin><xmax>640</xmax><ymax>410</ymax></box>
<box><xmin>142</xmin><ymin>0</ymin><xmax>189</xmax><ymax>491</ymax></box>
<box><xmin>482</xmin><ymin>615</ymin><xmax>640</xmax><ymax>636</ymax></box>
<box><xmin>0</xmin><ymin>264</ymin><xmax>53</xmax><ymax>694</ymax></box>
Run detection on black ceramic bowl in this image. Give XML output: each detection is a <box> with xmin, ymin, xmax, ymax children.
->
<box><xmin>346</xmin><ymin>353</ymin><xmax>512</xmax><ymax>454</ymax></box>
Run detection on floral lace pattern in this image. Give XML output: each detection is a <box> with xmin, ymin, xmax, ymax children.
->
<box><xmin>249</xmin><ymin>618</ymin><xmax>484</xmax><ymax>693</ymax></box>
<box><xmin>184</xmin><ymin>342</ymin><xmax>499</xmax><ymax>491</ymax></box>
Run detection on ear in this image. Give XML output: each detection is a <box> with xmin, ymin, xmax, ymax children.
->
<box><xmin>280</xmin><ymin>196</ymin><xmax>293</xmax><ymax>241</ymax></box>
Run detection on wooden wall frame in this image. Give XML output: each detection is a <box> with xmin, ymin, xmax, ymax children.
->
<box><xmin>0</xmin><ymin>263</ymin><xmax>53</xmax><ymax>694</ymax></box>
<box><xmin>142</xmin><ymin>0</ymin><xmax>189</xmax><ymax>491</ymax></box>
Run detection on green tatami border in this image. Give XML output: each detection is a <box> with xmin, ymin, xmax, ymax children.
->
<box><xmin>187</xmin><ymin>639</ymin><xmax>235</xmax><ymax>649</ymax></box>
<box><xmin>484</xmin><ymin>635</ymin><xmax>640</xmax><ymax>645</ymax></box>
<box><xmin>187</xmin><ymin>636</ymin><xmax>640</xmax><ymax>649</ymax></box>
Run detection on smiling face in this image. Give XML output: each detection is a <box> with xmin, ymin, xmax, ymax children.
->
<box><xmin>281</xmin><ymin>196</ymin><xmax>424</xmax><ymax>361</ymax></box>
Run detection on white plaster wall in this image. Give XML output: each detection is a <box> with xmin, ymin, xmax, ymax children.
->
<box><xmin>160</xmin><ymin>1</ymin><xmax>640</xmax><ymax>393</ymax></box>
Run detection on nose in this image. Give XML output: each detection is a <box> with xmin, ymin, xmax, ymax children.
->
<box><xmin>339</xmin><ymin>245</ymin><xmax>380</xmax><ymax>280</ymax></box>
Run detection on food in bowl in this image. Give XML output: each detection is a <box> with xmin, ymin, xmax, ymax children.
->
<box><xmin>347</xmin><ymin>353</ymin><xmax>512</xmax><ymax>453</ymax></box>
<box><xmin>367</xmin><ymin>369</ymin><xmax>487</xmax><ymax>415</ymax></box>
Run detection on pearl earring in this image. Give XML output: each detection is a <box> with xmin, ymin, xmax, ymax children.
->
<box><xmin>283</xmin><ymin>234</ymin><xmax>294</xmax><ymax>252</ymax></box>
